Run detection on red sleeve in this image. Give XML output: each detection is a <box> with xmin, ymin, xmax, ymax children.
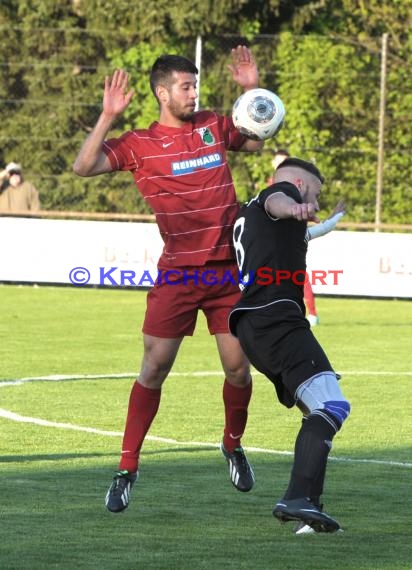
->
<box><xmin>218</xmin><ymin>113</ymin><xmax>248</xmax><ymax>151</ymax></box>
<box><xmin>102</xmin><ymin>131</ymin><xmax>141</xmax><ymax>172</ymax></box>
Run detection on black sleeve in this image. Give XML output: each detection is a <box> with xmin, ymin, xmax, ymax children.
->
<box><xmin>257</xmin><ymin>181</ymin><xmax>302</xmax><ymax>209</ymax></box>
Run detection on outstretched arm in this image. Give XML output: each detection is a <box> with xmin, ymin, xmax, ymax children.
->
<box><xmin>73</xmin><ymin>70</ymin><xmax>135</xmax><ymax>177</ymax></box>
<box><xmin>265</xmin><ymin>192</ymin><xmax>320</xmax><ymax>223</ymax></box>
<box><xmin>307</xmin><ymin>200</ymin><xmax>345</xmax><ymax>240</ymax></box>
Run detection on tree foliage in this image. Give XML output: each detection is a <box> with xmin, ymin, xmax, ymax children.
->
<box><xmin>0</xmin><ymin>0</ymin><xmax>410</xmax><ymax>223</ymax></box>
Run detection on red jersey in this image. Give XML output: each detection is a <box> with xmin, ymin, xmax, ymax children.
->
<box><xmin>103</xmin><ymin>110</ymin><xmax>247</xmax><ymax>268</ymax></box>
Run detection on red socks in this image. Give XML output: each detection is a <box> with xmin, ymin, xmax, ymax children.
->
<box><xmin>304</xmin><ymin>280</ymin><xmax>317</xmax><ymax>315</ymax></box>
<box><xmin>118</xmin><ymin>378</ymin><xmax>252</xmax><ymax>471</ymax></box>
<box><xmin>118</xmin><ymin>382</ymin><xmax>161</xmax><ymax>473</ymax></box>
<box><xmin>222</xmin><ymin>379</ymin><xmax>252</xmax><ymax>452</ymax></box>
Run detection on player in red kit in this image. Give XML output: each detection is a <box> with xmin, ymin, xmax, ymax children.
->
<box><xmin>73</xmin><ymin>46</ymin><xmax>264</xmax><ymax>512</ymax></box>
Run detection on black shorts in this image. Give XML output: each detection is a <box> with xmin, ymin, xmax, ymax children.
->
<box><xmin>235</xmin><ymin>301</ymin><xmax>334</xmax><ymax>408</ymax></box>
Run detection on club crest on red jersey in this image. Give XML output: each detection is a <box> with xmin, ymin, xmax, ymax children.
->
<box><xmin>196</xmin><ymin>127</ymin><xmax>215</xmax><ymax>145</ymax></box>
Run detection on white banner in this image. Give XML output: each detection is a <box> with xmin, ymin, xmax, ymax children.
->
<box><xmin>0</xmin><ymin>217</ymin><xmax>411</xmax><ymax>298</ymax></box>
<box><xmin>0</xmin><ymin>217</ymin><xmax>164</xmax><ymax>287</ymax></box>
<box><xmin>307</xmin><ymin>230</ymin><xmax>412</xmax><ymax>298</ymax></box>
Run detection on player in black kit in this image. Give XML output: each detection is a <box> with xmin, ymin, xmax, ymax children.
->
<box><xmin>229</xmin><ymin>157</ymin><xmax>350</xmax><ymax>533</ymax></box>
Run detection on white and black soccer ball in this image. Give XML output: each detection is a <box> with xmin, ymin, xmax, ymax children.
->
<box><xmin>232</xmin><ymin>88</ymin><xmax>286</xmax><ymax>141</ymax></box>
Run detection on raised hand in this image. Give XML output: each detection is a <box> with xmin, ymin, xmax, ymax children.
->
<box><xmin>330</xmin><ymin>199</ymin><xmax>346</xmax><ymax>217</ymax></box>
<box><xmin>227</xmin><ymin>45</ymin><xmax>259</xmax><ymax>91</ymax></box>
<box><xmin>103</xmin><ymin>69</ymin><xmax>135</xmax><ymax>117</ymax></box>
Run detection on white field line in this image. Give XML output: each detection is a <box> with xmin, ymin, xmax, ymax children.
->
<box><xmin>1</xmin><ymin>369</ymin><xmax>412</xmax><ymax>388</ymax></box>
<box><xmin>0</xmin><ymin>407</ymin><xmax>411</xmax><ymax>469</ymax></box>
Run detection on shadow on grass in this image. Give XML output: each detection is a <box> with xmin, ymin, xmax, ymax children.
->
<box><xmin>0</xmin><ymin>452</ymin><xmax>115</xmax><ymax>463</ymax></box>
<box><xmin>0</xmin><ymin>450</ymin><xmax>411</xmax><ymax>570</ymax></box>
<box><xmin>0</xmin><ymin>446</ymin><xmax>219</xmax><ymax>464</ymax></box>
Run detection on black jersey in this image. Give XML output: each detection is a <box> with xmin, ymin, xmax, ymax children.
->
<box><xmin>229</xmin><ymin>181</ymin><xmax>308</xmax><ymax>335</ymax></box>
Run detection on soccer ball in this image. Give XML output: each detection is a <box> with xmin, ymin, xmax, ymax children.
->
<box><xmin>232</xmin><ymin>88</ymin><xmax>285</xmax><ymax>141</ymax></box>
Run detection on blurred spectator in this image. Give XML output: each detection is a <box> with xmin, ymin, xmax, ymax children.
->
<box><xmin>0</xmin><ymin>162</ymin><xmax>40</xmax><ymax>213</ymax></box>
<box><xmin>267</xmin><ymin>149</ymin><xmax>290</xmax><ymax>184</ymax></box>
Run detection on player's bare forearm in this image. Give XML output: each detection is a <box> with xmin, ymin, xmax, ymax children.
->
<box><xmin>73</xmin><ymin>70</ymin><xmax>134</xmax><ymax>177</ymax></box>
<box><xmin>265</xmin><ymin>192</ymin><xmax>295</xmax><ymax>218</ymax></box>
<box><xmin>73</xmin><ymin>112</ymin><xmax>115</xmax><ymax>177</ymax></box>
<box><xmin>240</xmin><ymin>138</ymin><xmax>265</xmax><ymax>152</ymax></box>
<box><xmin>265</xmin><ymin>192</ymin><xmax>319</xmax><ymax>222</ymax></box>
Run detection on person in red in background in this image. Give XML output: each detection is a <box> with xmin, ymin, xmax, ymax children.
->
<box><xmin>305</xmin><ymin>200</ymin><xmax>346</xmax><ymax>326</ymax></box>
<box><xmin>304</xmin><ymin>282</ymin><xmax>319</xmax><ymax>326</ymax></box>
<box><xmin>73</xmin><ymin>46</ymin><xmax>264</xmax><ymax>513</ymax></box>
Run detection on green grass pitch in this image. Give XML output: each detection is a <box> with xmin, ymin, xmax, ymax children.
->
<box><xmin>0</xmin><ymin>284</ymin><xmax>411</xmax><ymax>569</ymax></box>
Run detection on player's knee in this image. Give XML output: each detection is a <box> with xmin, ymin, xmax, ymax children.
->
<box><xmin>324</xmin><ymin>399</ymin><xmax>351</xmax><ymax>430</ymax></box>
<box><xmin>224</xmin><ymin>361</ymin><xmax>251</xmax><ymax>386</ymax></box>
<box><xmin>226</xmin><ymin>370</ymin><xmax>252</xmax><ymax>387</ymax></box>
<box><xmin>296</xmin><ymin>372</ymin><xmax>350</xmax><ymax>431</ymax></box>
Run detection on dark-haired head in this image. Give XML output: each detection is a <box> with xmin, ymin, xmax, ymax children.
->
<box><xmin>276</xmin><ymin>157</ymin><xmax>324</xmax><ymax>183</ymax></box>
<box><xmin>150</xmin><ymin>55</ymin><xmax>198</xmax><ymax>100</ymax></box>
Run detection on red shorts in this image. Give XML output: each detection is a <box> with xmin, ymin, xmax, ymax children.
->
<box><xmin>142</xmin><ymin>261</ymin><xmax>241</xmax><ymax>338</ymax></box>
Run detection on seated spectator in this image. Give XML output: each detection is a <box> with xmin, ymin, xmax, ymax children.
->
<box><xmin>0</xmin><ymin>162</ymin><xmax>40</xmax><ymax>213</ymax></box>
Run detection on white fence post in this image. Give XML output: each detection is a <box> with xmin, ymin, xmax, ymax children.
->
<box><xmin>375</xmin><ymin>33</ymin><xmax>388</xmax><ymax>232</ymax></box>
<box><xmin>195</xmin><ymin>35</ymin><xmax>202</xmax><ymax>111</ymax></box>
